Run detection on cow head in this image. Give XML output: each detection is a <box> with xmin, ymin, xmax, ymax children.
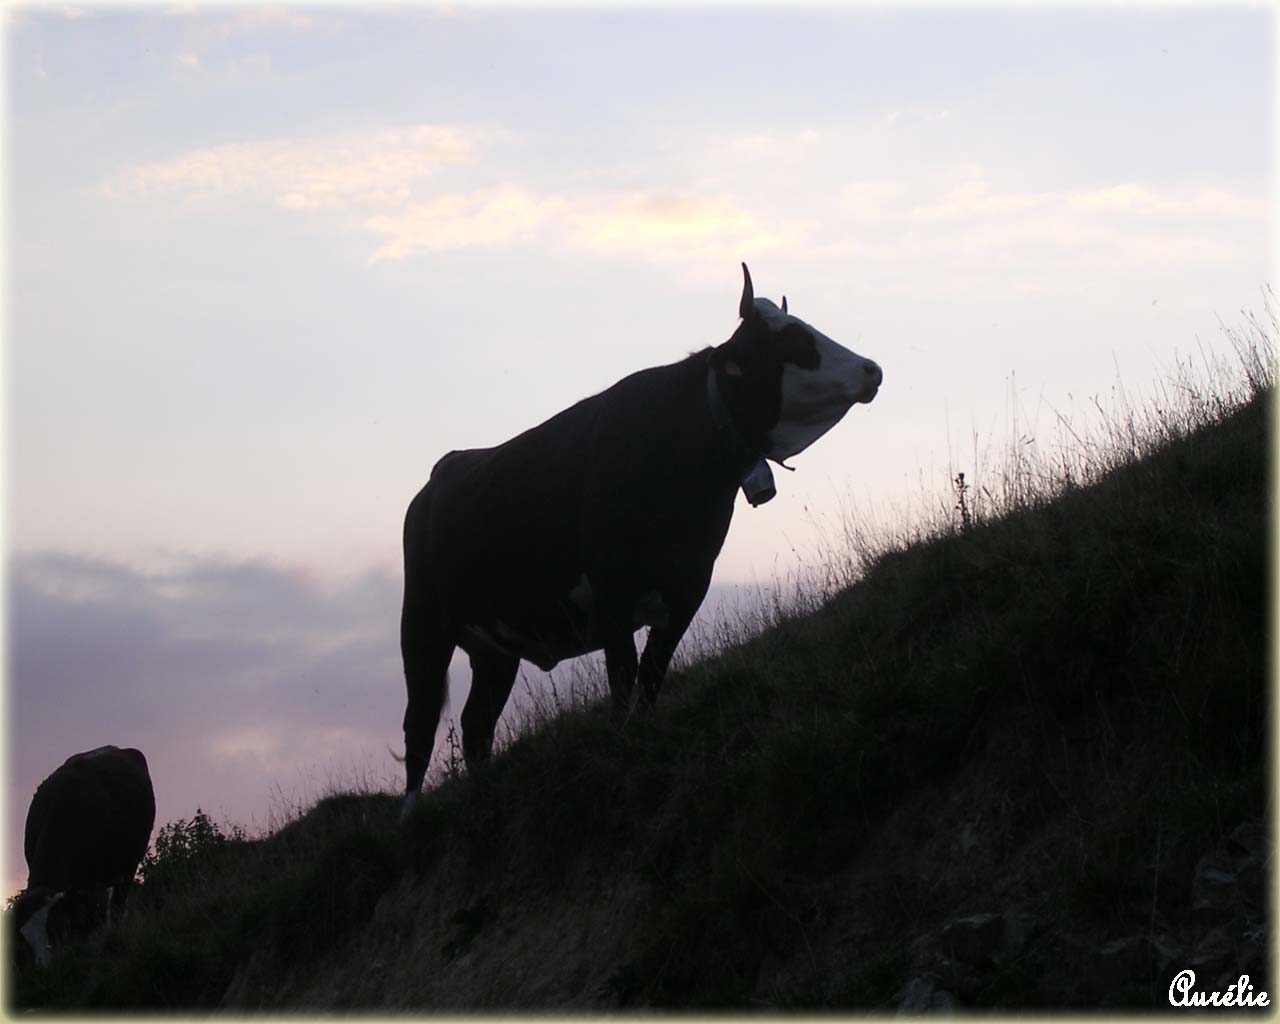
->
<box><xmin>10</xmin><ymin>887</ymin><xmax>64</xmax><ymax>968</ymax></box>
<box><xmin>10</xmin><ymin>886</ymin><xmax>112</xmax><ymax>969</ymax></box>
<box><xmin>711</xmin><ymin>263</ymin><xmax>881</xmax><ymax>464</ymax></box>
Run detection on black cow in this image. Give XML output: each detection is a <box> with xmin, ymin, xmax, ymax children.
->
<box><xmin>399</xmin><ymin>264</ymin><xmax>881</xmax><ymax>814</ymax></box>
<box><xmin>12</xmin><ymin>745</ymin><xmax>156</xmax><ymax>966</ymax></box>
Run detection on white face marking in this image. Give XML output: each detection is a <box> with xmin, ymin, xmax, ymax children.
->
<box><xmin>752</xmin><ymin>298</ymin><xmax>881</xmax><ymax>461</ymax></box>
<box><xmin>19</xmin><ymin>893</ymin><xmax>62</xmax><ymax>968</ymax></box>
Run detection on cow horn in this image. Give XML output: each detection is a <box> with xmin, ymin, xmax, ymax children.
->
<box><xmin>781</xmin><ymin>295</ymin><xmax>788</xmax><ymax>314</ymax></box>
<box><xmin>739</xmin><ymin>263</ymin><xmax>754</xmax><ymax>319</ymax></box>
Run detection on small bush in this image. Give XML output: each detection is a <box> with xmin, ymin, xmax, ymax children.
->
<box><xmin>138</xmin><ymin>808</ymin><xmax>247</xmax><ymax>894</ymax></box>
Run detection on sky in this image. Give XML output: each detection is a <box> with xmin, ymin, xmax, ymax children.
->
<box><xmin>3</xmin><ymin>3</ymin><xmax>1274</xmax><ymax>898</ymax></box>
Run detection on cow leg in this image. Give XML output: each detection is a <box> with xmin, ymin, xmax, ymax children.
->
<box><xmin>108</xmin><ymin>879</ymin><xmax>133</xmax><ymax>926</ymax></box>
<box><xmin>401</xmin><ymin>603</ymin><xmax>455</xmax><ymax>807</ymax></box>
<box><xmin>461</xmin><ymin>650</ymin><xmax>520</xmax><ymax>768</ymax></box>
<box><xmin>603</xmin><ymin>632</ymin><xmax>639</xmax><ymax>718</ymax></box>
<box><xmin>637</xmin><ymin>586</ymin><xmax>704</xmax><ymax>707</ymax></box>
<box><xmin>636</xmin><ymin>625</ymin><xmax>687</xmax><ymax>707</ymax></box>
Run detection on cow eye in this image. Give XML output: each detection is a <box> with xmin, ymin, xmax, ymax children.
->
<box><xmin>778</xmin><ymin>324</ymin><xmax>820</xmax><ymax>370</ymax></box>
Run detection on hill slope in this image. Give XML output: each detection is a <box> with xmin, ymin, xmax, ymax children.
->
<box><xmin>9</xmin><ymin>384</ymin><xmax>1270</xmax><ymax>1012</ymax></box>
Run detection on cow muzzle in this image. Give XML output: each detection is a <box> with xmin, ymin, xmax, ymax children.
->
<box><xmin>855</xmin><ymin>359</ymin><xmax>883</xmax><ymax>404</ymax></box>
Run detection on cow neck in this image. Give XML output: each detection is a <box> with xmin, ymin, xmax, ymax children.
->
<box><xmin>705</xmin><ymin>363</ymin><xmax>777</xmax><ymax>506</ymax></box>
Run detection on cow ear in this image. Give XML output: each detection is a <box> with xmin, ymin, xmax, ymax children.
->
<box><xmin>781</xmin><ymin>295</ymin><xmax>788</xmax><ymax>315</ymax></box>
<box><xmin>739</xmin><ymin>263</ymin><xmax>755</xmax><ymax>320</ymax></box>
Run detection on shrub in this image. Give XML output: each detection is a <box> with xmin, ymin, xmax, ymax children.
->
<box><xmin>138</xmin><ymin>808</ymin><xmax>247</xmax><ymax>890</ymax></box>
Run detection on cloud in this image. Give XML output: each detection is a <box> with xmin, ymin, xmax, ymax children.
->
<box><xmin>570</xmin><ymin>193</ymin><xmax>750</xmax><ymax>248</ymax></box>
<box><xmin>163</xmin><ymin>4</ymin><xmax>318</xmax><ymax>36</ymax></box>
<box><xmin>722</xmin><ymin>128</ymin><xmax>823</xmax><ymax>160</ymax></box>
<box><xmin>97</xmin><ymin>121</ymin><xmax>1263</xmax><ymax>283</ymax></box>
<box><xmin>211</xmin><ymin>727</ymin><xmax>280</xmax><ymax>762</ymax></box>
<box><xmin>820</xmin><ymin>166</ymin><xmax>1265</xmax><ymax>297</ymax></box>
<box><xmin>360</xmin><ymin>188</ymin><xmax>809</xmax><ymax>265</ymax></box>
<box><xmin>906</xmin><ymin>179</ymin><xmax>1043</xmax><ymax>222</ymax></box>
<box><xmin>1066</xmin><ymin>184</ymin><xmax>1262</xmax><ymax>216</ymax></box>
<box><xmin>840</xmin><ymin>180</ymin><xmax>909</xmax><ymax>218</ymax></box>
<box><xmin>10</xmin><ymin>551</ymin><xmax>402</xmax><ymax>718</ymax></box>
<box><xmin>99</xmin><ymin>125</ymin><xmax>489</xmax><ymax>211</ymax></box>
<box><xmin>901</xmin><ymin>175</ymin><xmax>1265</xmax><ymax>225</ymax></box>
<box><xmin>573</xmin><ymin>192</ymin><xmax>815</xmax><ymax>265</ymax></box>
<box><xmin>362</xmin><ymin>186</ymin><xmax>569</xmax><ymax>263</ymax></box>
<box><xmin>154</xmin><ymin>4</ymin><xmax>322</xmax><ymax>75</ymax></box>
<box><xmin>99</xmin><ymin>127</ymin><xmax>809</xmax><ymax>264</ymax></box>
<box><xmin>216</xmin><ymin>6</ymin><xmax>317</xmax><ymax>34</ymax></box>
<box><xmin>226</xmin><ymin>52</ymin><xmax>272</xmax><ymax>78</ymax></box>
<box><xmin>6</xmin><ymin>551</ymin><xmax>406</xmax><ymax>858</ymax></box>
<box><xmin>687</xmin><ymin>122</ymin><xmax>1264</xmax><ymax>291</ymax></box>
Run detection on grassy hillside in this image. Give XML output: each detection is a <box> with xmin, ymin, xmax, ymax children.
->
<box><xmin>7</xmin><ymin>333</ymin><xmax>1271</xmax><ymax>1011</ymax></box>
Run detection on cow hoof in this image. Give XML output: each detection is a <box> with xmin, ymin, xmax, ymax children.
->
<box><xmin>399</xmin><ymin>790</ymin><xmax>421</xmax><ymax>824</ymax></box>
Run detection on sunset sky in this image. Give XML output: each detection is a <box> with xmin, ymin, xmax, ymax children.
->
<box><xmin>4</xmin><ymin>3</ymin><xmax>1273</xmax><ymax>895</ymax></box>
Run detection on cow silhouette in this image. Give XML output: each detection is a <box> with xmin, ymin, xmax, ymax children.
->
<box><xmin>399</xmin><ymin>264</ymin><xmax>882</xmax><ymax>815</ymax></box>
<box><xmin>12</xmin><ymin>745</ymin><xmax>156</xmax><ymax>966</ymax></box>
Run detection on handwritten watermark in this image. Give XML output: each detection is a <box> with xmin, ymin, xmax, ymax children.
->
<box><xmin>1169</xmin><ymin>970</ymin><xmax>1269</xmax><ymax>1008</ymax></box>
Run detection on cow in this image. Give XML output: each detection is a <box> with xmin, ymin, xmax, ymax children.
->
<box><xmin>399</xmin><ymin>264</ymin><xmax>882</xmax><ymax>816</ymax></box>
<box><xmin>11</xmin><ymin>745</ymin><xmax>156</xmax><ymax>967</ymax></box>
